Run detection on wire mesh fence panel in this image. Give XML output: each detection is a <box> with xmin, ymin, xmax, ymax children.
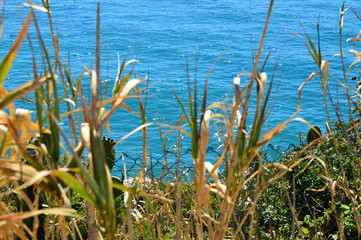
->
<box><xmin>109</xmin><ymin>143</ymin><xmax>303</xmax><ymax>182</ymax></box>
<box><xmin>110</xmin><ymin>146</ymin><xmax>223</xmax><ymax>182</ymax></box>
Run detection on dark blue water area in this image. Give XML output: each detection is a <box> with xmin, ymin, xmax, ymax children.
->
<box><xmin>1</xmin><ymin>0</ymin><xmax>360</xmax><ymax>171</ymax></box>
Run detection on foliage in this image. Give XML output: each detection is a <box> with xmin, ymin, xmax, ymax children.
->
<box><xmin>0</xmin><ymin>1</ymin><xmax>360</xmax><ymax>240</ymax></box>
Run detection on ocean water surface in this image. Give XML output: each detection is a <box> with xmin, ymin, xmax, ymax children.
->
<box><xmin>1</xmin><ymin>1</ymin><xmax>360</xmax><ymax>168</ymax></box>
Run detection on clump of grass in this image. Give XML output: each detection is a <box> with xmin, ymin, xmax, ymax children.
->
<box><xmin>0</xmin><ymin>2</ymin><xmax>145</xmax><ymax>239</ymax></box>
<box><xmin>0</xmin><ymin>1</ymin><xmax>361</xmax><ymax>240</ymax></box>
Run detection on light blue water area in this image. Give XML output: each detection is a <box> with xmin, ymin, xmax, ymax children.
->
<box><xmin>1</xmin><ymin>1</ymin><xmax>360</xmax><ymax>164</ymax></box>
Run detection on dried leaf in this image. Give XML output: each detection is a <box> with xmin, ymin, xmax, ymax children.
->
<box><xmin>0</xmin><ymin>12</ymin><xmax>32</xmax><ymax>85</ymax></box>
<box><xmin>23</xmin><ymin>3</ymin><xmax>49</xmax><ymax>13</ymax></box>
<box><xmin>64</xmin><ymin>98</ymin><xmax>76</xmax><ymax>107</ymax></box>
<box><xmin>297</xmin><ymin>72</ymin><xmax>320</xmax><ymax>111</ymax></box>
<box><xmin>348</xmin><ymin>50</ymin><xmax>361</xmax><ymax>71</ymax></box>
<box><xmin>0</xmin><ymin>208</ymin><xmax>79</xmax><ymax>228</ymax></box>
<box><xmin>347</xmin><ymin>38</ymin><xmax>361</xmax><ymax>42</ymax></box>
<box><xmin>0</xmin><ymin>74</ymin><xmax>52</xmax><ymax>110</ymax></box>
<box><xmin>320</xmin><ymin>60</ymin><xmax>329</xmax><ymax>89</ymax></box>
<box><xmin>260</xmin><ymin>122</ymin><xmax>287</xmax><ymax>143</ymax></box>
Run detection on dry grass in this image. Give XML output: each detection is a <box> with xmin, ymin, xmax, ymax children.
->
<box><xmin>0</xmin><ymin>1</ymin><xmax>360</xmax><ymax>239</ymax></box>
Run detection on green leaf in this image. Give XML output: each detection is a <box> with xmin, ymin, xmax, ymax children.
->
<box><xmin>300</xmin><ymin>227</ymin><xmax>309</xmax><ymax>235</ymax></box>
<box><xmin>0</xmin><ymin>12</ymin><xmax>32</xmax><ymax>86</ymax></box>
<box><xmin>337</xmin><ymin>204</ymin><xmax>351</xmax><ymax>215</ymax></box>
<box><xmin>330</xmin><ymin>233</ymin><xmax>339</xmax><ymax>240</ymax></box>
<box><xmin>304</xmin><ymin>215</ymin><xmax>315</xmax><ymax>227</ymax></box>
<box><xmin>340</xmin><ymin>204</ymin><xmax>350</xmax><ymax>210</ymax></box>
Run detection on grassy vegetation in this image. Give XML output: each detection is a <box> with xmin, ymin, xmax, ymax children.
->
<box><xmin>0</xmin><ymin>1</ymin><xmax>360</xmax><ymax>239</ymax></box>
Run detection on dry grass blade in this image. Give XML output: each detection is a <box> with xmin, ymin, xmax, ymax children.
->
<box><xmin>347</xmin><ymin>50</ymin><xmax>361</xmax><ymax>71</ymax></box>
<box><xmin>90</xmin><ymin>70</ymin><xmax>99</xmax><ymax>129</ymax></box>
<box><xmin>23</xmin><ymin>3</ymin><xmax>49</xmax><ymax>13</ymax></box>
<box><xmin>285</xmin><ymin>29</ymin><xmax>304</xmax><ymax>38</ymax></box>
<box><xmin>347</xmin><ymin>38</ymin><xmax>361</xmax><ymax>42</ymax></box>
<box><xmin>0</xmin><ymin>161</ymin><xmax>62</xmax><ymax>198</ymax></box>
<box><xmin>0</xmin><ymin>208</ymin><xmax>79</xmax><ymax>228</ymax></box>
<box><xmin>95</xmin><ymin>2</ymin><xmax>100</xmax><ymax>82</ymax></box>
<box><xmin>204</xmin><ymin>149</ymin><xmax>227</xmax><ymax>183</ymax></box>
<box><xmin>159</xmin><ymin>122</ymin><xmax>192</xmax><ymax>137</ymax></box>
<box><xmin>102</xmin><ymin>78</ymin><xmax>144</xmax><ymax>124</ymax></box>
<box><xmin>237</xmin><ymin>0</ymin><xmax>274</xmax><ymax>159</ymax></box>
<box><xmin>0</xmin><ymin>0</ymin><xmax>359</xmax><ymax>239</ymax></box>
<box><xmin>0</xmin><ymin>11</ymin><xmax>32</xmax><ymax>85</ymax></box>
<box><xmin>0</xmin><ymin>160</ymin><xmax>39</xmax><ymax>184</ymax></box>
<box><xmin>258</xmin><ymin>121</ymin><xmax>287</xmax><ymax>145</ymax></box>
<box><xmin>297</xmin><ymin>72</ymin><xmax>320</xmax><ymax>111</ymax></box>
<box><xmin>116</xmin><ymin>123</ymin><xmax>154</xmax><ymax>145</ymax></box>
<box><xmin>292</xmin><ymin>117</ymin><xmax>323</xmax><ymax>131</ymax></box>
<box><xmin>320</xmin><ymin>60</ymin><xmax>329</xmax><ymax>89</ymax></box>
<box><xmin>0</xmin><ymin>1</ymin><xmax>3</xmax><ymax>39</ymax></box>
<box><xmin>113</xmin><ymin>58</ymin><xmax>139</xmax><ymax>95</ymax></box>
<box><xmin>11</xmin><ymin>170</ymin><xmax>52</xmax><ymax>193</ymax></box>
<box><xmin>0</xmin><ymin>74</ymin><xmax>52</xmax><ymax>110</ymax></box>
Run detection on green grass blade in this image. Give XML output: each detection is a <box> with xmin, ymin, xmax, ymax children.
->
<box><xmin>112</xmin><ymin>59</ymin><xmax>138</xmax><ymax>97</ymax></box>
<box><xmin>113</xmin><ymin>183</ymin><xmax>136</xmax><ymax>195</ymax></box>
<box><xmin>90</xmin><ymin>132</ymin><xmax>116</xmax><ymax>238</ymax></box>
<box><xmin>53</xmin><ymin>170</ymin><xmax>97</xmax><ymax>207</ymax></box>
<box><xmin>53</xmin><ymin>115</ymin><xmax>101</xmax><ymax>199</ymax></box>
<box><xmin>306</xmin><ymin>34</ymin><xmax>321</xmax><ymax>65</ymax></box>
<box><xmin>173</xmin><ymin>90</ymin><xmax>192</xmax><ymax>127</ymax></box>
<box><xmin>113</xmin><ymin>72</ymin><xmax>133</xmax><ymax>98</ymax></box>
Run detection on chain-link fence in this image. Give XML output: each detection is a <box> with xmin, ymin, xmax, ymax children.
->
<box><xmin>109</xmin><ymin>143</ymin><xmax>299</xmax><ymax>182</ymax></box>
<box><xmin>110</xmin><ymin>146</ymin><xmax>222</xmax><ymax>182</ymax></box>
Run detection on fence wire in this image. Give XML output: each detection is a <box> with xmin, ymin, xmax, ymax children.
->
<box><xmin>110</xmin><ymin>146</ymin><xmax>222</xmax><ymax>181</ymax></box>
<box><xmin>109</xmin><ymin>143</ymin><xmax>299</xmax><ymax>181</ymax></box>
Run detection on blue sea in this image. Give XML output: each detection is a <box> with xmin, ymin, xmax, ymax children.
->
<box><xmin>1</xmin><ymin>1</ymin><xmax>360</xmax><ymax>168</ymax></box>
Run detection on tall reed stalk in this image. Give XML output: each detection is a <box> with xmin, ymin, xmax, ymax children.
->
<box><xmin>0</xmin><ymin>1</ymin><xmax>360</xmax><ymax>239</ymax></box>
